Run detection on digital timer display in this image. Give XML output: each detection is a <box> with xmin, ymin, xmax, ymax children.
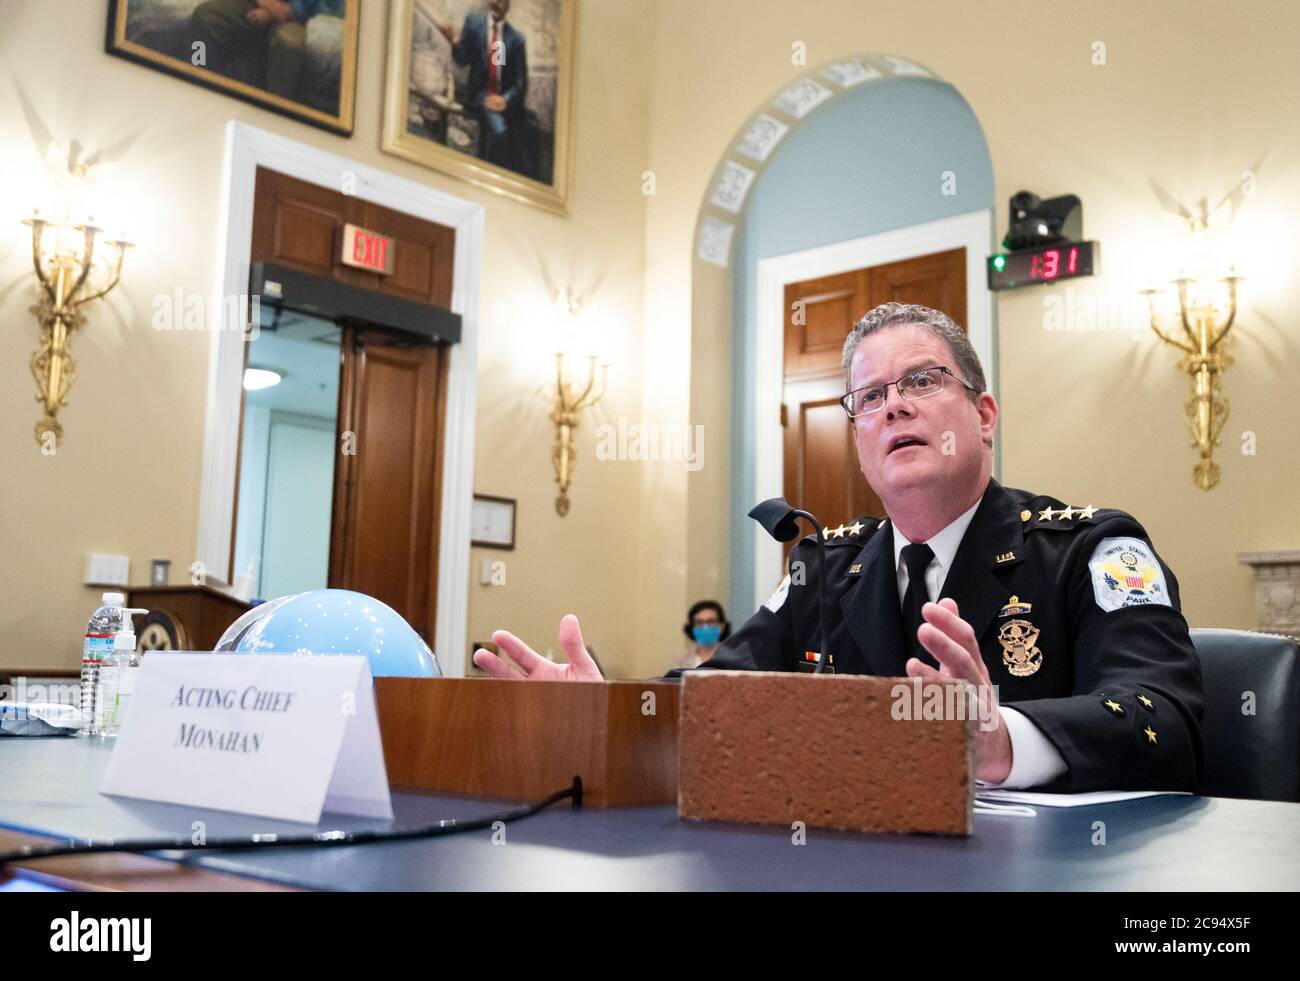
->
<box><xmin>987</xmin><ymin>240</ymin><xmax>1098</xmax><ymax>291</ymax></box>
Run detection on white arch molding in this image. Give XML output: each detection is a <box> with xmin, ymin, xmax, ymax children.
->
<box><xmin>196</xmin><ymin>121</ymin><xmax>482</xmax><ymax>675</ymax></box>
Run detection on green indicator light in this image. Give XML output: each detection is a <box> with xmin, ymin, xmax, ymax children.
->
<box><xmin>992</xmin><ymin>255</ymin><xmax>1007</xmax><ymax>271</ymax></box>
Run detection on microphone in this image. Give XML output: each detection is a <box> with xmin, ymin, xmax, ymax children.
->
<box><xmin>748</xmin><ymin>498</ymin><xmax>836</xmax><ymax>675</ymax></box>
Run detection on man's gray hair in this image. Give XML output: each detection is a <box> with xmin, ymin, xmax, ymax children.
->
<box><xmin>841</xmin><ymin>302</ymin><xmax>987</xmax><ymax>398</ymax></box>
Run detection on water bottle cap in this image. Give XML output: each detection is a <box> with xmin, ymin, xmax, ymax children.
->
<box><xmin>102</xmin><ymin>592</ymin><xmax>125</xmax><ymax>606</ymax></box>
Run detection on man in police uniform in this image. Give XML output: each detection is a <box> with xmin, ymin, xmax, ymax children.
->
<box><xmin>474</xmin><ymin>302</ymin><xmax>1204</xmax><ymax>794</ymax></box>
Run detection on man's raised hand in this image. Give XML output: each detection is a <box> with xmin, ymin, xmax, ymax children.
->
<box><xmin>905</xmin><ymin>597</ymin><xmax>1013</xmax><ymax>783</ymax></box>
<box><xmin>472</xmin><ymin>614</ymin><xmax>604</xmax><ymax>682</ymax></box>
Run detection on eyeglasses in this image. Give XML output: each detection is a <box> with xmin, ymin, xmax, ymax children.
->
<box><xmin>840</xmin><ymin>366</ymin><xmax>977</xmax><ymax>418</ymax></box>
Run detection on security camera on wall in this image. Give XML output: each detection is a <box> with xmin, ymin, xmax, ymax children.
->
<box><xmin>988</xmin><ymin>189</ymin><xmax>1098</xmax><ymax>291</ymax></box>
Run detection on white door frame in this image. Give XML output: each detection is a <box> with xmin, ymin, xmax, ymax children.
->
<box><xmin>751</xmin><ymin>209</ymin><xmax>996</xmax><ymax>612</ymax></box>
<box><xmin>197</xmin><ymin>121</ymin><xmax>483</xmax><ymax>675</ymax></box>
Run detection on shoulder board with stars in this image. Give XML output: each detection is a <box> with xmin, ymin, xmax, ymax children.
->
<box><xmin>821</xmin><ymin>516</ymin><xmax>885</xmax><ymax>547</ymax></box>
<box><xmin>1019</xmin><ymin>499</ymin><xmax>1109</xmax><ymax>533</ymax></box>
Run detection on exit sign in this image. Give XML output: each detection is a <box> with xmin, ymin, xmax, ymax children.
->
<box><xmin>340</xmin><ymin>223</ymin><xmax>395</xmax><ymax>275</ymax></box>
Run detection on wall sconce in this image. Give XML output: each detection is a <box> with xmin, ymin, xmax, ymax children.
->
<box><xmin>22</xmin><ymin>209</ymin><xmax>132</xmax><ymax>446</ymax></box>
<box><xmin>551</xmin><ymin>352</ymin><xmax>609</xmax><ymax>516</ymax></box>
<box><xmin>1140</xmin><ymin>265</ymin><xmax>1241</xmax><ymax>490</ymax></box>
<box><xmin>549</xmin><ymin>289</ymin><xmax>609</xmax><ymax>516</ymax></box>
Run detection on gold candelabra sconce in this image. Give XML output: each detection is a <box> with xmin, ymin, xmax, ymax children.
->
<box><xmin>23</xmin><ymin>209</ymin><xmax>132</xmax><ymax>447</ymax></box>
<box><xmin>1141</xmin><ymin>268</ymin><xmax>1241</xmax><ymax>490</ymax></box>
<box><xmin>548</xmin><ymin>287</ymin><xmax>609</xmax><ymax>516</ymax></box>
<box><xmin>551</xmin><ymin>350</ymin><xmax>608</xmax><ymax>516</ymax></box>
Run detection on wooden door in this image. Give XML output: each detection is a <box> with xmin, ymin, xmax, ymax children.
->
<box><xmin>241</xmin><ymin>167</ymin><xmax>456</xmax><ymax>642</ymax></box>
<box><xmin>329</xmin><ymin>328</ymin><xmax>447</xmax><ymax>644</ymax></box>
<box><xmin>782</xmin><ymin>248</ymin><xmax>967</xmax><ymax>543</ymax></box>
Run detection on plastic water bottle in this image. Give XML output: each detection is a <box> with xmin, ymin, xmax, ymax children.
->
<box><xmin>80</xmin><ymin>593</ymin><xmax>126</xmax><ymax>737</ymax></box>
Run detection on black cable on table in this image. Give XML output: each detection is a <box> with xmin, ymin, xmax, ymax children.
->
<box><xmin>0</xmin><ymin>776</ymin><xmax>582</xmax><ymax>865</ymax></box>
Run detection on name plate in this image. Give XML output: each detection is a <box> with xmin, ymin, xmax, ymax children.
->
<box><xmin>101</xmin><ymin>654</ymin><xmax>392</xmax><ymax>825</ymax></box>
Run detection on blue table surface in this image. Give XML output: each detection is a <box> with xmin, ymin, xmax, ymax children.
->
<box><xmin>2</xmin><ymin>738</ymin><xmax>1297</xmax><ymax>891</ymax></box>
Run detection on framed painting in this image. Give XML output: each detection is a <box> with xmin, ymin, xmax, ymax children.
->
<box><xmin>106</xmin><ymin>0</ymin><xmax>360</xmax><ymax>135</ymax></box>
<box><xmin>383</xmin><ymin>0</ymin><xmax>575</xmax><ymax>215</ymax></box>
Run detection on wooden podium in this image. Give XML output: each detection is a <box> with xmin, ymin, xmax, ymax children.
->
<box><xmin>374</xmin><ymin>678</ymin><xmax>680</xmax><ymax>806</ymax></box>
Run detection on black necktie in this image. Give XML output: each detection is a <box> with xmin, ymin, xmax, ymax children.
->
<box><xmin>901</xmin><ymin>543</ymin><xmax>936</xmax><ymax>666</ymax></box>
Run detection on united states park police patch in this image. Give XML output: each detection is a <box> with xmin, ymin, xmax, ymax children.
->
<box><xmin>1088</xmin><ymin>537</ymin><xmax>1172</xmax><ymax>612</ymax></box>
<box><xmin>765</xmin><ymin>575</ymin><xmax>791</xmax><ymax>613</ymax></box>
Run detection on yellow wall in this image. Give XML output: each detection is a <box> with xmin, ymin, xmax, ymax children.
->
<box><xmin>2</xmin><ymin>0</ymin><xmax>1296</xmax><ymax>681</ymax></box>
<box><xmin>0</xmin><ymin>0</ymin><xmax>657</xmax><ymax>676</ymax></box>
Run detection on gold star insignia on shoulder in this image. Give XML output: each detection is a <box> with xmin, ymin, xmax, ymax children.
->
<box><xmin>1137</xmin><ymin>693</ymin><xmax>1154</xmax><ymax>710</ymax></box>
<box><xmin>1057</xmin><ymin>506</ymin><xmax>1075</xmax><ymax>520</ymax></box>
<box><xmin>1077</xmin><ymin>504</ymin><xmax>1099</xmax><ymax>520</ymax></box>
<box><xmin>822</xmin><ymin>526</ymin><xmax>832</xmax><ymax>538</ymax></box>
<box><xmin>831</xmin><ymin>524</ymin><xmax>847</xmax><ymax>539</ymax></box>
<box><xmin>1038</xmin><ymin>506</ymin><xmax>1056</xmax><ymax>521</ymax></box>
<box><xmin>1144</xmin><ymin>725</ymin><xmax>1158</xmax><ymax>745</ymax></box>
<box><xmin>1020</xmin><ymin>509</ymin><xmax>1032</xmax><ymax>522</ymax></box>
<box><xmin>847</xmin><ymin>520</ymin><xmax>864</xmax><ymax>536</ymax></box>
<box><xmin>1103</xmin><ymin>698</ymin><xmax>1124</xmax><ymax>715</ymax></box>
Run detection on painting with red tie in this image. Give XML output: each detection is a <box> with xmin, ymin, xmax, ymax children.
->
<box><xmin>384</xmin><ymin>0</ymin><xmax>576</xmax><ymax>214</ymax></box>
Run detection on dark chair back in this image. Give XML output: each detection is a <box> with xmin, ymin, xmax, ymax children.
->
<box><xmin>1190</xmin><ymin>628</ymin><xmax>1300</xmax><ymax>802</ymax></box>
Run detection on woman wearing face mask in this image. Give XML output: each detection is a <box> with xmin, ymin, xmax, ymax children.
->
<box><xmin>677</xmin><ymin>600</ymin><xmax>731</xmax><ymax>670</ymax></box>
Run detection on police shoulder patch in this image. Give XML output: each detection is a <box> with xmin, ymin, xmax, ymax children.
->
<box><xmin>1088</xmin><ymin>536</ymin><xmax>1172</xmax><ymax>612</ymax></box>
<box><xmin>764</xmin><ymin>575</ymin><xmax>791</xmax><ymax>613</ymax></box>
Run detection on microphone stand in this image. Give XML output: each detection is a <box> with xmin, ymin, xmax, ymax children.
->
<box><xmin>748</xmin><ymin>498</ymin><xmax>836</xmax><ymax>674</ymax></box>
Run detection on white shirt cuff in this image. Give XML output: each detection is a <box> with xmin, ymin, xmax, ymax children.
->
<box><xmin>979</xmin><ymin>706</ymin><xmax>1068</xmax><ymax>790</ymax></box>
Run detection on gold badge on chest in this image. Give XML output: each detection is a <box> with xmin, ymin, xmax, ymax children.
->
<box><xmin>998</xmin><ymin>618</ymin><xmax>1043</xmax><ymax>677</ymax></box>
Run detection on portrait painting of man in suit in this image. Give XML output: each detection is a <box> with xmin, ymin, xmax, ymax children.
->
<box><xmin>387</xmin><ymin>0</ymin><xmax>573</xmax><ymax>214</ymax></box>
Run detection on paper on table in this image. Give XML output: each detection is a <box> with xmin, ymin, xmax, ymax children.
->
<box><xmin>977</xmin><ymin>789</ymin><xmax>1193</xmax><ymax>808</ymax></box>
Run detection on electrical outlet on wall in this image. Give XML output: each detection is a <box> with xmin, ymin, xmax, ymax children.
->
<box><xmin>85</xmin><ymin>553</ymin><xmax>130</xmax><ymax>587</ymax></box>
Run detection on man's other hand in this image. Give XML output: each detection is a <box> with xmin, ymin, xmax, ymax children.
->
<box><xmin>473</xmin><ymin>614</ymin><xmax>604</xmax><ymax>682</ymax></box>
<box><xmin>484</xmin><ymin>93</ymin><xmax>507</xmax><ymax>112</ymax></box>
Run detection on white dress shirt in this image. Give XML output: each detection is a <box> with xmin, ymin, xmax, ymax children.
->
<box><xmin>892</xmin><ymin>502</ymin><xmax>1068</xmax><ymax>789</ymax></box>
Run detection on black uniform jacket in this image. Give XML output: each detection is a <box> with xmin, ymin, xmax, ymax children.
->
<box><xmin>675</xmin><ymin>479</ymin><xmax>1204</xmax><ymax>793</ymax></box>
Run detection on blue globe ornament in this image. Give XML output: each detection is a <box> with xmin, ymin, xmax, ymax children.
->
<box><xmin>214</xmin><ymin>589</ymin><xmax>440</xmax><ymax>678</ymax></box>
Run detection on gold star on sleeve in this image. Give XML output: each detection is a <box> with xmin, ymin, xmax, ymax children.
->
<box><xmin>1077</xmin><ymin>504</ymin><xmax>1099</xmax><ymax>520</ymax></box>
<box><xmin>1104</xmin><ymin>699</ymin><xmax>1124</xmax><ymax>715</ymax></box>
<box><xmin>1057</xmin><ymin>506</ymin><xmax>1075</xmax><ymax>520</ymax></box>
<box><xmin>1144</xmin><ymin>725</ymin><xmax>1158</xmax><ymax>745</ymax></box>
<box><xmin>847</xmin><ymin>520</ymin><xmax>864</xmax><ymax>536</ymax></box>
<box><xmin>1137</xmin><ymin>693</ymin><xmax>1154</xmax><ymax>709</ymax></box>
<box><xmin>1037</xmin><ymin>506</ymin><xmax>1056</xmax><ymax>521</ymax></box>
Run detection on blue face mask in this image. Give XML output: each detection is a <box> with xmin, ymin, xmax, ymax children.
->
<box><xmin>692</xmin><ymin>624</ymin><xmax>722</xmax><ymax>646</ymax></box>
